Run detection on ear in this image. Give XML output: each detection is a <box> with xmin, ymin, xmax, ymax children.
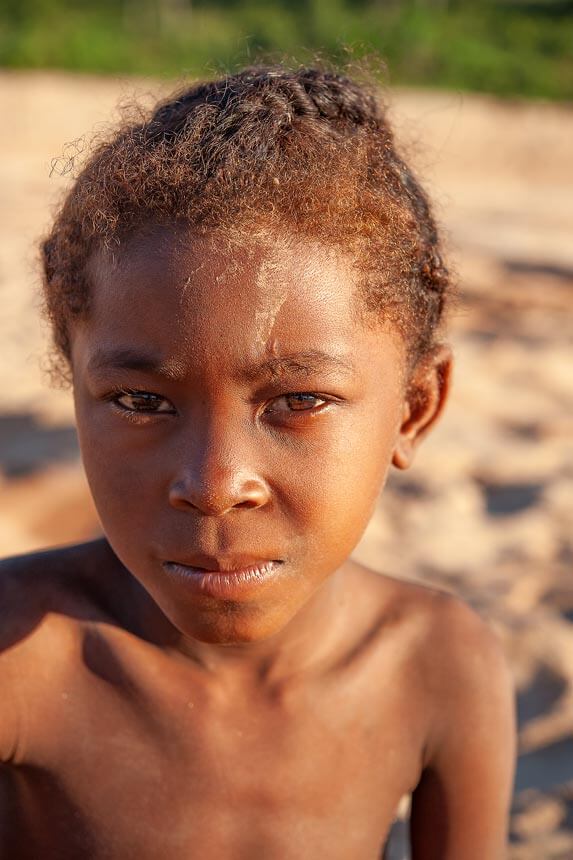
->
<box><xmin>392</xmin><ymin>345</ymin><xmax>453</xmax><ymax>470</ymax></box>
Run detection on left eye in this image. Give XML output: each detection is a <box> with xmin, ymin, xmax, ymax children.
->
<box><xmin>113</xmin><ymin>391</ymin><xmax>174</xmax><ymax>413</ymax></box>
<box><xmin>265</xmin><ymin>393</ymin><xmax>326</xmax><ymax>414</ymax></box>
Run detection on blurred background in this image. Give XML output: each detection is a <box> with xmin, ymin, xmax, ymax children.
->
<box><xmin>1</xmin><ymin>0</ymin><xmax>573</xmax><ymax>97</ymax></box>
<box><xmin>0</xmin><ymin>1</ymin><xmax>572</xmax><ymax>858</ymax></box>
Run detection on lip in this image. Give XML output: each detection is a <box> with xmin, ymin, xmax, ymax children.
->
<box><xmin>161</xmin><ymin>558</ymin><xmax>284</xmax><ymax>600</ymax></box>
<box><xmin>167</xmin><ymin>553</ymin><xmax>281</xmax><ymax>573</ymax></box>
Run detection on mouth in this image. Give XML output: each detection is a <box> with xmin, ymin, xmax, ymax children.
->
<box><xmin>161</xmin><ymin>558</ymin><xmax>285</xmax><ymax>600</ymax></box>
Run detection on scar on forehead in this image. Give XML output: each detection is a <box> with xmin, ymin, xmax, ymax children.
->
<box><xmin>265</xmin><ymin>337</ymin><xmax>280</xmax><ymax>357</ymax></box>
<box><xmin>254</xmin><ymin>254</ymin><xmax>291</xmax><ymax>348</ymax></box>
<box><xmin>256</xmin><ymin>294</ymin><xmax>288</xmax><ymax>349</ymax></box>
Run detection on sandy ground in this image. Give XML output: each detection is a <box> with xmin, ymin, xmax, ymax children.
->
<box><xmin>1</xmin><ymin>71</ymin><xmax>572</xmax><ymax>858</ymax></box>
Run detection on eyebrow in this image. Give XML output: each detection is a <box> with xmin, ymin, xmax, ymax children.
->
<box><xmin>86</xmin><ymin>347</ymin><xmax>180</xmax><ymax>378</ymax></box>
<box><xmin>240</xmin><ymin>350</ymin><xmax>357</xmax><ymax>382</ymax></box>
<box><xmin>86</xmin><ymin>347</ymin><xmax>356</xmax><ymax>381</ymax></box>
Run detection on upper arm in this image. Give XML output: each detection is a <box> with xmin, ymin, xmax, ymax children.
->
<box><xmin>0</xmin><ymin>557</ymin><xmax>30</xmax><ymax>765</ymax></box>
<box><xmin>0</xmin><ymin>632</ymin><xmax>16</xmax><ymax>766</ymax></box>
<box><xmin>0</xmin><ymin>662</ymin><xmax>18</xmax><ymax>765</ymax></box>
<box><xmin>410</xmin><ymin>597</ymin><xmax>516</xmax><ymax>860</ymax></box>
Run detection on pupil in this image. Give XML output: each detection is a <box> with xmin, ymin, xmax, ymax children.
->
<box><xmin>131</xmin><ymin>393</ymin><xmax>157</xmax><ymax>409</ymax></box>
<box><xmin>289</xmin><ymin>394</ymin><xmax>314</xmax><ymax>410</ymax></box>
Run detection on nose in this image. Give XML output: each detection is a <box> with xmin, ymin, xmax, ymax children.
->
<box><xmin>168</xmin><ymin>427</ymin><xmax>270</xmax><ymax>516</ymax></box>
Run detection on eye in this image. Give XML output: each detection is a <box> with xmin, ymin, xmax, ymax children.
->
<box><xmin>264</xmin><ymin>392</ymin><xmax>328</xmax><ymax>416</ymax></box>
<box><xmin>110</xmin><ymin>389</ymin><xmax>175</xmax><ymax>415</ymax></box>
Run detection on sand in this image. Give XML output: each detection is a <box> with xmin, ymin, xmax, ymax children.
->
<box><xmin>1</xmin><ymin>71</ymin><xmax>572</xmax><ymax>858</ymax></box>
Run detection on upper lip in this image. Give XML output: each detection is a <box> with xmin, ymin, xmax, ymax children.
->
<box><xmin>164</xmin><ymin>554</ymin><xmax>281</xmax><ymax>573</ymax></box>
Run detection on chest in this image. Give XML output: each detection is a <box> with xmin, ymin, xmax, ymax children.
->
<box><xmin>6</xmin><ymin>654</ymin><xmax>421</xmax><ymax>859</ymax></box>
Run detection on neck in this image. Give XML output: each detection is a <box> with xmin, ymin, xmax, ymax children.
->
<box><xmin>183</xmin><ymin>568</ymin><xmax>350</xmax><ymax>685</ymax></box>
<box><xmin>126</xmin><ymin>557</ymin><xmax>353</xmax><ymax>688</ymax></box>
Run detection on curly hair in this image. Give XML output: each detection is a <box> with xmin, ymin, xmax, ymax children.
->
<box><xmin>41</xmin><ymin>64</ymin><xmax>450</xmax><ymax>381</ymax></box>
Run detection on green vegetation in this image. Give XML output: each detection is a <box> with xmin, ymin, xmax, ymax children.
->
<box><xmin>1</xmin><ymin>0</ymin><xmax>572</xmax><ymax>100</ymax></box>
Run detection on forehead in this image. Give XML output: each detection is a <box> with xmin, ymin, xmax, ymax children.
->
<box><xmin>75</xmin><ymin>226</ymin><xmax>404</xmax><ymax>378</ymax></box>
<box><xmin>91</xmin><ymin>227</ymin><xmax>346</xmax><ymax>321</ymax></box>
<box><xmin>93</xmin><ymin>226</ymin><xmax>358</xmax><ymax>304</ymax></box>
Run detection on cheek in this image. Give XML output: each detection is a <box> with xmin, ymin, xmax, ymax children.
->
<box><xmin>74</xmin><ymin>399</ymin><xmax>165</xmax><ymax>539</ymax></box>
<box><xmin>278</xmin><ymin>405</ymin><xmax>398</xmax><ymax>548</ymax></box>
<box><xmin>74</xmin><ymin>385</ymin><xmax>401</xmax><ymax>566</ymax></box>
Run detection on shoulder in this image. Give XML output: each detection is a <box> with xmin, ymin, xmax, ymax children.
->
<box><xmin>351</xmin><ymin>563</ymin><xmax>483</xmax><ymax>655</ymax></box>
<box><xmin>415</xmin><ymin>589</ymin><xmax>514</xmax><ymax>723</ymax></box>
<box><xmin>352</xmin><ymin>565</ymin><xmax>514</xmax><ymax>749</ymax></box>
<box><xmin>0</xmin><ymin>538</ymin><xmax>123</xmax><ymax>633</ymax></box>
<box><xmin>0</xmin><ymin>538</ymin><xmax>114</xmax><ymax>662</ymax></box>
<box><xmin>373</xmin><ymin>577</ymin><xmax>516</xmax><ymax>857</ymax></box>
<box><xmin>0</xmin><ymin>538</ymin><xmax>136</xmax><ymax>651</ymax></box>
<box><xmin>366</xmin><ymin>568</ymin><xmax>510</xmax><ymax>690</ymax></box>
<box><xmin>408</xmin><ymin>583</ymin><xmax>509</xmax><ymax>672</ymax></box>
<box><xmin>408</xmin><ymin>596</ymin><xmax>516</xmax><ymax>857</ymax></box>
<box><xmin>392</xmin><ymin>580</ymin><xmax>514</xmax><ymax>746</ymax></box>
<box><xmin>0</xmin><ymin>539</ymin><xmax>127</xmax><ymax>761</ymax></box>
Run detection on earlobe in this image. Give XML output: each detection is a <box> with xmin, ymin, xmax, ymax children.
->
<box><xmin>392</xmin><ymin>436</ymin><xmax>415</xmax><ymax>471</ymax></box>
<box><xmin>392</xmin><ymin>345</ymin><xmax>453</xmax><ymax>471</ymax></box>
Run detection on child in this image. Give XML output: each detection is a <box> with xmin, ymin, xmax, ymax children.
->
<box><xmin>0</xmin><ymin>66</ymin><xmax>515</xmax><ymax>859</ymax></box>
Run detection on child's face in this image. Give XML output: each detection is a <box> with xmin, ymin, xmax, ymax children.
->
<box><xmin>71</xmin><ymin>226</ymin><xmax>442</xmax><ymax>645</ymax></box>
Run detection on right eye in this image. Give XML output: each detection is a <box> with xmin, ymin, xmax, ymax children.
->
<box><xmin>111</xmin><ymin>389</ymin><xmax>176</xmax><ymax>415</ymax></box>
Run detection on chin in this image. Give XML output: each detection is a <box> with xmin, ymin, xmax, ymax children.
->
<box><xmin>171</xmin><ymin>605</ymin><xmax>289</xmax><ymax>646</ymax></box>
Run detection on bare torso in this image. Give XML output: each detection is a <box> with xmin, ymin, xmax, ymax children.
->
<box><xmin>0</xmin><ymin>540</ymin><xmax>453</xmax><ymax>859</ymax></box>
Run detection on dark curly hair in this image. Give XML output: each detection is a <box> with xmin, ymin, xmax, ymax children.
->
<box><xmin>41</xmin><ymin>64</ymin><xmax>450</xmax><ymax>382</ymax></box>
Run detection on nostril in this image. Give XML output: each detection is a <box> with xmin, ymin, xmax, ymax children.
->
<box><xmin>168</xmin><ymin>473</ymin><xmax>270</xmax><ymax>515</ymax></box>
<box><xmin>235</xmin><ymin>498</ymin><xmax>260</xmax><ymax>510</ymax></box>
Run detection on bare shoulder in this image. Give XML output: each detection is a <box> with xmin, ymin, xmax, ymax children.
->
<box><xmin>0</xmin><ymin>538</ymin><xmax>125</xmax><ymax>660</ymax></box>
<box><xmin>416</xmin><ymin>586</ymin><xmax>515</xmax><ymax>772</ymax></box>
<box><xmin>374</xmin><ymin>581</ymin><xmax>517</xmax><ymax>857</ymax></box>
<box><xmin>408</xmin><ymin>575</ymin><xmax>509</xmax><ymax>706</ymax></box>
<box><xmin>352</xmin><ymin>563</ymin><xmax>514</xmax><ymax>736</ymax></box>
<box><xmin>380</xmin><ymin>591</ymin><xmax>516</xmax><ymax>860</ymax></box>
<box><xmin>0</xmin><ymin>539</ymin><xmax>130</xmax><ymax>760</ymax></box>
<box><xmin>411</xmin><ymin>584</ymin><xmax>513</xmax><ymax>714</ymax></box>
<box><xmin>356</xmin><ymin>568</ymin><xmax>516</xmax><ymax>857</ymax></box>
<box><xmin>0</xmin><ymin>538</ymin><xmax>127</xmax><ymax>635</ymax></box>
<box><xmin>350</xmin><ymin>562</ymin><xmax>491</xmax><ymax>645</ymax></box>
<box><xmin>398</xmin><ymin>576</ymin><xmax>509</xmax><ymax>670</ymax></box>
<box><xmin>358</xmin><ymin>564</ymin><xmax>509</xmax><ymax>678</ymax></box>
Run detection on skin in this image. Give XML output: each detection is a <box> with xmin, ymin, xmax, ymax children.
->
<box><xmin>0</xmin><ymin>227</ymin><xmax>515</xmax><ymax>859</ymax></box>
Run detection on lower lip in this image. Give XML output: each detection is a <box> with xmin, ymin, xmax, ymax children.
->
<box><xmin>161</xmin><ymin>560</ymin><xmax>284</xmax><ymax>600</ymax></box>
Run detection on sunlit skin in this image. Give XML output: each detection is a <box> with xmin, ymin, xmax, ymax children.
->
<box><xmin>0</xmin><ymin>227</ymin><xmax>515</xmax><ymax>859</ymax></box>
<box><xmin>74</xmin><ymin>230</ymin><xmax>413</xmax><ymax>651</ymax></box>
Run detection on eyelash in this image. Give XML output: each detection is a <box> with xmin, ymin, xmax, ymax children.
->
<box><xmin>105</xmin><ymin>387</ymin><xmax>332</xmax><ymax>422</ymax></box>
<box><xmin>106</xmin><ymin>388</ymin><xmax>175</xmax><ymax>422</ymax></box>
<box><xmin>264</xmin><ymin>392</ymin><xmax>329</xmax><ymax>415</ymax></box>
